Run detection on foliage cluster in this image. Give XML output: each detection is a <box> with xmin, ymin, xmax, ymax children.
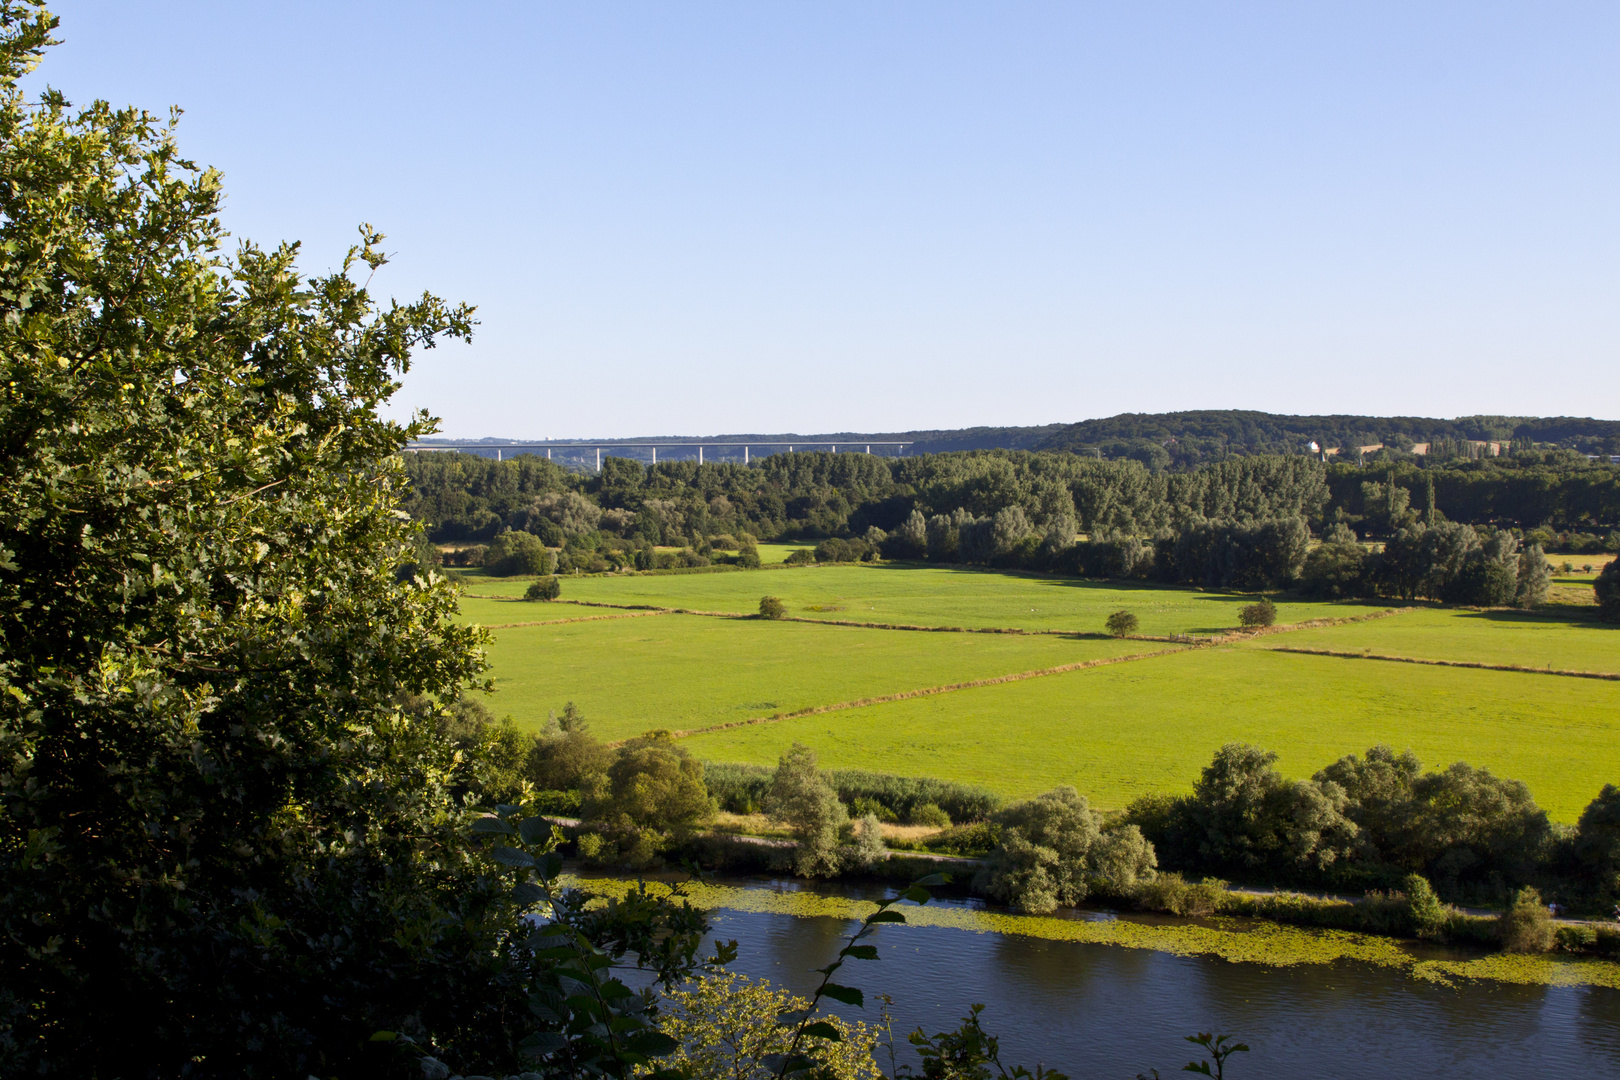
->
<box><xmin>1126</xmin><ymin>744</ymin><xmax>1620</xmax><ymax>910</ymax></box>
<box><xmin>704</xmin><ymin>761</ymin><xmax>1002</xmax><ymax>823</ymax></box>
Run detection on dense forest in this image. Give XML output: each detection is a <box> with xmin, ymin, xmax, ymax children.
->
<box><xmin>404</xmin><ymin>447</ymin><xmax>1620</xmax><ymax>547</ymax></box>
<box><xmin>403</xmin><ymin>446</ymin><xmax>1620</xmax><ymax>606</ymax></box>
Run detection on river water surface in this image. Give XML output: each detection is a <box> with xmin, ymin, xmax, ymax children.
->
<box><xmin>603</xmin><ymin>874</ymin><xmax>1620</xmax><ymax>1078</ymax></box>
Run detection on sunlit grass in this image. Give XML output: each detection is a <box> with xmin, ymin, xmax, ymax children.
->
<box><xmin>675</xmin><ymin>647</ymin><xmax>1620</xmax><ymax>822</ymax></box>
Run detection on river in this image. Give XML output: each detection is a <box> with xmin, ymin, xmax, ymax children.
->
<box><xmin>589</xmin><ymin>873</ymin><xmax>1620</xmax><ymax>1078</ymax></box>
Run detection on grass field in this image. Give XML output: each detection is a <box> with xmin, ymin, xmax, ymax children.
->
<box><xmin>1251</xmin><ymin>606</ymin><xmax>1620</xmax><ymax>674</ymax></box>
<box><xmin>675</xmin><ymin>646</ymin><xmax>1620</xmax><ymax>822</ymax></box>
<box><xmin>480</xmin><ymin>613</ymin><xmax>1170</xmax><ymax>741</ymax></box>
<box><xmin>463</xmin><ymin>564</ymin><xmax>1392</xmax><ymax>635</ymax></box>
<box><xmin>457</xmin><ymin>560</ymin><xmax>1620</xmax><ymax>823</ymax></box>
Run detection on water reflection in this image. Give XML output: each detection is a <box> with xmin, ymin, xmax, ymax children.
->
<box><xmin>693</xmin><ymin>883</ymin><xmax>1620</xmax><ymax>1078</ymax></box>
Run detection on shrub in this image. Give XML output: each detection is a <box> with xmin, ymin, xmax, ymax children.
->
<box><xmin>1129</xmin><ymin>873</ymin><xmax>1226</xmax><ymax>917</ymax></box>
<box><xmin>826</xmin><ymin>769</ymin><xmax>1001</xmax><ymax>824</ymax></box>
<box><xmin>581</xmin><ymin>732</ymin><xmax>711</xmax><ymax>868</ymax></box>
<box><xmin>524</xmin><ymin>575</ymin><xmax>561</xmax><ymax>601</ymax></box>
<box><xmin>759</xmin><ymin>595</ymin><xmax>787</xmax><ymax>620</ymax></box>
<box><xmin>1105</xmin><ymin>610</ymin><xmax>1139</xmax><ymax>637</ymax></box>
<box><xmin>763</xmin><ymin>743</ymin><xmax>848</xmax><ymax>877</ymax></box>
<box><xmin>849</xmin><ymin>795</ymin><xmax>898</xmax><ymax>823</ymax></box>
<box><xmin>784</xmin><ymin>548</ymin><xmax>816</xmax><ymax>566</ymax></box>
<box><xmin>703</xmin><ymin>762</ymin><xmax>774</xmax><ymax>814</ymax></box>
<box><xmin>848</xmin><ymin>814</ymin><xmax>888</xmax><ymax>870</ymax></box>
<box><xmin>975</xmin><ymin>787</ymin><xmax>1111</xmax><ymax>913</ymax></box>
<box><xmin>1402</xmin><ymin>873</ymin><xmax>1448</xmax><ymax>939</ymax></box>
<box><xmin>737</xmin><ymin>542</ymin><xmax>762</xmax><ymax>569</ymax></box>
<box><xmin>919</xmin><ymin>820</ymin><xmax>998</xmax><ymax>857</ymax></box>
<box><xmin>1237</xmin><ymin>598</ymin><xmax>1276</xmax><ymax>628</ymax></box>
<box><xmin>484</xmin><ymin>529</ymin><xmax>555</xmax><ymax>577</ymax></box>
<box><xmin>1499</xmin><ymin>887</ymin><xmax>1556</xmax><ymax>953</ymax></box>
<box><xmin>1596</xmin><ymin>559</ymin><xmax>1620</xmax><ymax>621</ymax></box>
<box><xmin>909</xmin><ymin>802</ymin><xmax>951</xmax><ymax>829</ymax></box>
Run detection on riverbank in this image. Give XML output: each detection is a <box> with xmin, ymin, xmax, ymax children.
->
<box><xmin>571</xmin><ymin>871</ymin><xmax>1620</xmax><ymax>990</ymax></box>
<box><xmin>543</xmin><ymin>820</ymin><xmax>1620</xmax><ymax>964</ymax></box>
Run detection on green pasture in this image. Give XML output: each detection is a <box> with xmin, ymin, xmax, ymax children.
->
<box><xmin>478</xmin><ymin>613</ymin><xmax>1169</xmax><ymax>742</ymax></box>
<box><xmin>464</xmin><ymin>563</ymin><xmax>1390</xmax><ymax>636</ymax></box>
<box><xmin>1252</xmin><ymin>606</ymin><xmax>1620</xmax><ymax>674</ymax></box>
<box><xmin>676</xmin><ymin>647</ymin><xmax>1620</xmax><ymax>822</ymax></box>
<box><xmin>757</xmin><ymin>541</ymin><xmax>816</xmax><ymax>563</ymax></box>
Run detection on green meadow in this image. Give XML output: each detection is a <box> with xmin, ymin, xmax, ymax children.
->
<box><xmin>675</xmin><ymin>646</ymin><xmax>1620</xmax><ymax>822</ymax></box>
<box><xmin>479</xmin><ymin>612</ymin><xmax>1167</xmax><ymax>741</ymax></box>
<box><xmin>1255</xmin><ymin>605</ymin><xmax>1620</xmax><ymax>674</ymax></box>
<box><xmin>463</xmin><ymin>562</ymin><xmax>1391</xmax><ymax>634</ymax></box>
<box><xmin>459</xmin><ymin>562</ymin><xmax>1620</xmax><ymax>823</ymax></box>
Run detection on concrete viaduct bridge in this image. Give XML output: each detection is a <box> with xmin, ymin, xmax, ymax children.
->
<box><xmin>404</xmin><ymin>440</ymin><xmax>913</xmax><ymax>470</ymax></box>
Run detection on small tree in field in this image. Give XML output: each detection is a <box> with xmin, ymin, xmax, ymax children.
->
<box><xmin>1238</xmin><ymin>598</ymin><xmax>1277</xmax><ymax>629</ymax></box>
<box><xmin>759</xmin><ymin>595</ymin><xmax>787</xmax><ymax>620</ymax></box>
<box><xmin>524</xmin><ymin>575</ymin><xmax>561</xmax><ymax>601</ymax></box>
<box><xmin>1105</xmin><ymin>610</ymin><xmax>1139</xmax><ymax>638</ymax></box>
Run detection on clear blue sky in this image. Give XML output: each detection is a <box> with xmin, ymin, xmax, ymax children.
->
<box><xmin>33</xmin><ymin>2</ymin><xmax>1620</xmax><ymax>437</ymax></box>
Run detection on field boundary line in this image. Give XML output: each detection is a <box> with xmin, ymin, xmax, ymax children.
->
<box><xmin>1267</xmin><ymin>646</ymin><xmax>1620</xmax><ymax>682</ymax></box>
<box><xmin>480</xmin><ymin>610</ymin><xmax>673</xmax><ymax>630</ymax></box>
<box><xmin>655</xmin><ymin>646</ymin><xmax>1191</xmax><ymax>742</ymax></box>
<box><xmin>1201</xmin><ymin>606</ymin><xmax>1417</xmax><ymax>645</ymax></box>
<box><xmin>466</xmin><ymin>597</ymin><xmax>1414</xmax><ymax>644</ymax></box>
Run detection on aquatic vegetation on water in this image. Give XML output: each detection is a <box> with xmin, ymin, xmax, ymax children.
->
<box><xmin>569</xmin><ymin>876</ymin><xmax>1620</xmax><ymax>990</ymax></box>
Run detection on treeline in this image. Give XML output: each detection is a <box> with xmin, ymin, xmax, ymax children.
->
<box><xmin>1035</xmin><ymin>410</ymin><xmax>1620</xmax><ymax>468</ymax></box>
<box><xmin>403</xmin><ymin>449</ymin><xmax>1620</xmax><ymax>557</ymax></box>
<box><xmin>445</xmin><ymin>693</ymin><xmax>1620</xmax><ymax>922</ymax></box>
<box><xmin>1121</xmin><ymin>744</ymin><xmax>1620</xmax><ymax>909</ymax></box>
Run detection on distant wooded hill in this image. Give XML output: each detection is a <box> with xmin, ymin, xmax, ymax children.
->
<box><xmin>426</xmin><ymin>411</ymin><xmax>1620</xmax><ymax>467</ymax></box>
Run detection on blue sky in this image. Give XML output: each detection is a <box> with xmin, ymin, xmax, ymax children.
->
<box><xmin>33</xmin><ymin>2</ymin><xmax>1620</xmax><ymax>437</ymax></box>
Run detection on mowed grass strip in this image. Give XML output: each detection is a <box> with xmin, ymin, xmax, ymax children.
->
<box><xmin>480</xmin><ymin>613</ymin><xmax>1169</xmax><ymax>742</ymax></box>
<box><xmin>1249</xmin><ymin>607</ymin><xmax>1620</xmax><ymax>675</ymax></box>
<box><xmin>483</xmin><ymin>564</ymin><xmax>1390</xmax><ymax>635</ymax></box>
<box><xmin>676</xmin><ymin>647</ymin><xmax>1620</xmax><ymax>823</ymax></box>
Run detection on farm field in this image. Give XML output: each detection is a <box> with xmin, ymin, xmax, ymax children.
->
<box><xmin>675</xmin><ymin>646</ymin><xmax>1620</xmax><ymax>822</ymax></box>
<box><xmin>1251</xmin><ymin>606</ymin><xmax>1620</xmax><ymax>674</ymax></box>
<box><xmin>457</xmin><ymin>561</ymin><xmax>1619</xmax><ymax>823</ymax></box>
<box><xmin>461</xmin><ymin>563</ymin><xmax>1391</xmax><ymax>635</ymax></box>
<box><xmin>480</xmin><ymin>612</ymin><xmax>1170</xmax><ymax>741</ymax></box>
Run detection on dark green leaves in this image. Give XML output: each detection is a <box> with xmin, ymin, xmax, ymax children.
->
<box><xmin>816</xmin><ymin>983</ymin><xmax>864</xmax><ymax>1008</ymax></box>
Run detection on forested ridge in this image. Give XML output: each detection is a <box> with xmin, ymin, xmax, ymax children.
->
<box><xmin>428</xmin><ymin>410</ymin><xmax>1620</xmax><ymax>468</ymax></box>
<box><xmin>405</xmin><ymin>446</ymin><xmax>1620</xmax><ymax>544</ymax></box>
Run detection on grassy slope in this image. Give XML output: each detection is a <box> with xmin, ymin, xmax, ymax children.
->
<box><xmin>676</xmin><ymin>646</ymin><xmax>1620</xmax><ymax>822</ymax></box>
<box><xmin>1252</xmin><ymin>606</ymin><xmax>1620</xmax><ymax>674</ymax></box>
<box><xmin>480</xmin><ymin>612</ymin><xmax>1171</xmax><ymax>741</ymax></box>
<box><xmin>466</xmin><ymin>564</ymin><xmax>1391</xmax><ymax>635</ymax></box>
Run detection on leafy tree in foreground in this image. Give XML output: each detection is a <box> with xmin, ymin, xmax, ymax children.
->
<box><xmin>0</xmin><ymin>4</ymin><xmax>584</xmax><ymax>1071</ymax></box>
<box><xmin>656</xmin><ymin>972</ymin><xmax>884</xmax><ymax>1080</ymax></box>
